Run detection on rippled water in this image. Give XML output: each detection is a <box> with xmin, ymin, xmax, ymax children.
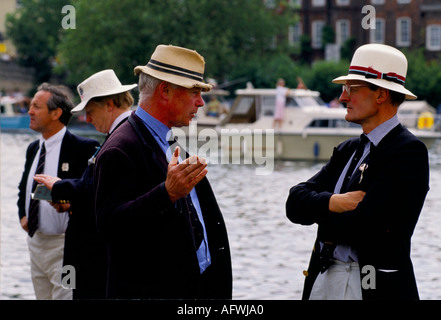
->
<box><xmin>1</xmin><ymin>132</ymin><xmax>440</xmax><ymax>300</ymax></box>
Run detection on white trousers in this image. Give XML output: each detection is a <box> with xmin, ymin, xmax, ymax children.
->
<box><xmin>27</xmin><ymin>231</ymin><xmax>72</xmax><ymax>300</ymax></box>
<box><xmin>309</xmin><ymin>260</ymin><xmax>362</xmax><ymax>300</ymax></box>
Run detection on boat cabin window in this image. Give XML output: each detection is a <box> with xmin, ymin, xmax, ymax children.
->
<box><xmin>226</xmin><ymin>96</ymin><xmax>257</xmax><ymax>123</ymax></box>
<box><xmin>296</xmin><ymin>96</ymin><xmax>326</xmax><ymax>107</ymax></box>
<box><xmin>261</xmin><ymin>96</ymin><xmax>301</xmax><ymax>116</ymax></box>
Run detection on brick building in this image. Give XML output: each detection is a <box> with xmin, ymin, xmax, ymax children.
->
<box><xmin>286</xmin><ymin>0</ymin><xmax>441</xmax><ymax>61</ymax></box>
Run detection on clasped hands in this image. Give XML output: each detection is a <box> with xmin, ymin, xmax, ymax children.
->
<box><xmin>329</xmin><ymin>190</ymin><xmax>366</xmax><ymax>213</ymax></box>
<box><xmin>165</xmin><ymin>146</ymin><xmax>207</xmax><ymax>204</ymax></box>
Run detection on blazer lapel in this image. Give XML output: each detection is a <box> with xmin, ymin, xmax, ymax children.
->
<box><xmin>345</xmin><ymin>124</ymin><xmax>404</xmax><ymax>191</ymax></box>
<box><xmin>58</xmin><ymin>130</ymin><xmax>71</xmax><ymax>179</ymax></box>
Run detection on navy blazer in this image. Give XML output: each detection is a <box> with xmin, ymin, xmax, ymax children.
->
<box><xmin>50</xmin><ymin>118</ymin><xmax>127</xmax><ymax>299</ymax></box>
<box><xmin>94</xmin><ymin>113</ymin><xmax>233</xmax><ymax>299</ymax></box>
<box><xmin>18</xmin><ymin>129</ymin><xmax>99</xmax><ymax>221</ymax></box>
<box><xmin>286</xmin><ymin>124</ymin><xmax>429</xmax><ymax>300</ymax></box>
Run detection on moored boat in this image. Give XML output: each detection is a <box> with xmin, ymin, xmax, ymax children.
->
<box><xmin>216</xmin><ymin>85</ymin><xmax>441</xmax><ymax>161</ymax></box>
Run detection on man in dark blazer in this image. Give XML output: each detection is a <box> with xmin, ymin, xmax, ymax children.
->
<box><xmin>17</xmin><ymin>83</ymin><xmax>99</xmax><ymax>299</ymax></box>
<box><xmin>33</xmin><ymin>70</ymin><xmax>137</xmax><ymax>299</ymax></box>
<box><xmin>94</xmin><ymin>45</ymin><xmax>232</xmax><ymax>299</ymax></box>
<box><xmin>286</xmin><ymin>44</ymin><xmax>429</xmax><ymax>300</ymax></box>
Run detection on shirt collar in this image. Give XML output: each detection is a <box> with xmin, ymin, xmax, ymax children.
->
<box><xmin>366</xmin><ymin>115</ymin><xmax>400</xmax><ymax>147</ymax></box>
<box><xmin>41</xmin><ymin>126</ymin><xmax>66</xmax><ymax>150</ymax></box>
<box><xmin>134</xmin><ymin>107</ymin><xmax>172</xmax><ymax>147</ymax></box>
<box><xmin>109</xmin><ymin>110</ymin><xmax>131</xmax><ymax>134</ymax></box>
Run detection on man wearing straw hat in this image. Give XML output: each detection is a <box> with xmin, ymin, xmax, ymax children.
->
<box><xmin>33</xmin><ymin>69</ymin><xmax>137</xmax><ymax>299</ymax></box>
<box><xmin>286</xmin><ymin>44</ymin><xmax>429</xmax><ymax>300</ymax></box>
<box><xmin>93</xmin><ymin>45</ymin><xmax>232</xmax><ymax>299</ymax></box>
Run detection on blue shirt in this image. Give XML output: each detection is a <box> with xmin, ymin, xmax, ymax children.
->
<box><xmin>332</xmin><ymin>115</ymin><xmax>401</xmax><ymax>263</ymax></box>
<box><xmin>135</xmin><ymin>107</ymin><xmax>211</xmax><ymax>273</ymax></box>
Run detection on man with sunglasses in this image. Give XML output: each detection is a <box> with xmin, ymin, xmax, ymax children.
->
<box><xmin>286</xmin><ymin>44</ymin><xmax>429</xmax><ymax>300</ymax></box>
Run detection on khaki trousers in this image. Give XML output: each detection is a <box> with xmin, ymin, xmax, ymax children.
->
<box><xmin>27</xmin><ymin>231</ymin><xmax>72</xmax><ymax>300</ymax></box>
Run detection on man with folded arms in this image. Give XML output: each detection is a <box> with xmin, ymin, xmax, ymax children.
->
<box><xmin>286</xmin><ymin>44</ymin><xmax>429</xmax><ymax>300</ymax></box>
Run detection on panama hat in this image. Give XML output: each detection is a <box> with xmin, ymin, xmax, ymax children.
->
<box><xmin>134</xmin><ymin>44</ymin><xmax>212</xmax><ymax>92</ymax></box>
<box><xmin>333</xmin><ymin>44</ymin><xmax>416</xmax><ymax>100</ymax></box>
<box><xmin>72</xmin><ymin>69</ymin><xmax>137</xmax><ymax>113</ymax></box>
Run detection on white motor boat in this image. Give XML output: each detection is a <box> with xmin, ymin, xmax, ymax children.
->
<box><xmin>215</xmin><ymin>86</ymin><xmax>441</xmax><ymax>161</ymax></box>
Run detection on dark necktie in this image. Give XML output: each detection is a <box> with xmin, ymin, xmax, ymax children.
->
<box><xmin>341</xmin><ymin>134</ymin><xmax>369</xmax><ymax>192</ymax></box>
<box><xmin>180</xmin><ymin>195</ymin><xmax>204</xmax><ymax>249</ymax></box>
<box><xmin>28</xmin><ymin>142</ymin><xmax>46</xmax><ymax>237</ymax></box>
<box><xmin>319</xmin><ymin>135</ymin><xmax>369</xmax><ymax>272</ymax></box>
<box><xmin>168</xmin><ymin>137</ymin><xmax>204</xmax><ymax>249</ymax></box>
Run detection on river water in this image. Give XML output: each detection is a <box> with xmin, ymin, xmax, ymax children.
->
<box><xmin>1</xmin><ymin>132</ymin><xmax>440</xmax><ymax>300</ymax></box>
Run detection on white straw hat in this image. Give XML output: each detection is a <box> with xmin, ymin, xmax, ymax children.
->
<box><xmin>332</xmin><ymin>44</ymin><xmax>416</xmax><ymax>100</ymax></box>
<box><xmin>134</xmin><ymin>44</ymin><xmax>212</xmax><ymax>92</ymax></box>
<box><xmin>72</xmin><ymin>69</ymin><xmax>137</xmax><ymax>113</ymax></box>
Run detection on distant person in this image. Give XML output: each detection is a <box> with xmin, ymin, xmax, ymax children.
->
<box><xmin>273</xmin><ymin>78</ymin><xmax>289</xmax><ymax>129</ymax></box>
<box><xmin>296</xmin><ymin>76</ymin><xmax>307</xmax><ymax>89</ymax></box>
<box><xmin>286</xmin><ymin>44</ymin><xmax>429</xmax><ymax>300</ymax></box>
<box><xmin>33</xmin><ymin>70</ymin><xmax>136</xmax><ymax>299</ymax></box>
<box><xmin>206</xmin><ymin>96</ymin><xmax>228</xmax><ymax>118</ymax></box>
<box><xmin>17</xmin><ymin>83</ymin><xmax>99</xmax><ymax>300</ymax></box>
<box><xmin>93</xmin><ymin>44</ymin><xmax>232</xmax><ymax>299</ymax></box>
<box><xmin>329</xmin><ymin>97</ymin><xmax>343</xmax><ymax>108</ymax></box>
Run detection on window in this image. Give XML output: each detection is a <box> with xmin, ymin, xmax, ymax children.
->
<box><xmin>312</xmin><ymin>0</ymin><xmax>325</xmax><ymax>6</ymax></box>
<box><xmin>371</xmin><ymin>0</ymin><xmax>384</xmax><ymax>4</ymax></box>
<box><xmin>337</xmin><ymin>0</ymin><xmax>350</xmax><ymax>5</ymax></box>
<box><xmin>370</xmin><ymin>18</ymin><xmax>385</xmax><ymax>44</ymax></box>
<box><xmin>312</xmin><ymin>21</ymin><xmax>325</xmax><ymax>48</ymax></box>
<box><xmin>426</xmin><ymin>25</ymin><xmax>441</xmax><ymax>51</ymax></box>
<box><xmin>396</xmin><ymin>18</ymin><xmax>411</xmax><ymax>47</ymax></box>
<box><xmin>289</xmin><ymin>23</ymin><xmax>302</xmax><ymax>47</ymax></box>
<box><xmin>397</xmin><ymin>0</ymin><xmax>411</xmax><ymax>4</ymax></box>
<box><xmin>336</xmin><ymin>20</ymin><xmax>350</xmax><ymax>45</ymax></box>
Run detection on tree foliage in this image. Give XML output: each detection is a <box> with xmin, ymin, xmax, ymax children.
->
<box><xmin>6</xmin><ymin>0</ymin><xmax>441</xmax><ymax>107</ymax></box>
<box><xmin>57</xmin><ymin>0</ymin><xmax>294</xmax><ymax>92</ymax></box>
<box><xmin>5</xmin><ymin>0</ymin><xmax>68</xmax><ymax>84</ymax></box>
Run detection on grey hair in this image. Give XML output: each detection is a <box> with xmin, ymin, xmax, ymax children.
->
<box><xmin>138</xmin><ymin>73</ymin><xmax>161</xmax><ymax>105</ymax></box>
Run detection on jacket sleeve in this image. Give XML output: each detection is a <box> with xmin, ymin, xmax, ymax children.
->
<box><xmin>316</xmin><ymin>138</ymin><xmax>429</xmax><ymax>245</ymax></box>
<box><xmin>17</xmin><ymin>142</ymin><xmax>37</xmax><ymax>220</ymax></box>
<box><xmin>286</xmin><ymin>143</ymin><xmax>350</xmax><ymax>226</ymax></box>
<box><xmin>51</xmin><ymin>165</ymin><xmax>93</xmax><ymax>203</ymax></box>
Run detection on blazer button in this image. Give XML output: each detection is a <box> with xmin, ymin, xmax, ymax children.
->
<box><xmin>303</xmin><ymin>270</ymin><xmax>309</xmax><ymax>277</ymax></box>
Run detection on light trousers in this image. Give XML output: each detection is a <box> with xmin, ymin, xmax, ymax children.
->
<box><xmin>309</xmin><ymin>260</ymin><xmax>362</xmax><ymax>300</ymax></box>
<box><xmin>27</xmin><ymin>231</ymin><xmax>72</xmax><ymax>300</ymax></box>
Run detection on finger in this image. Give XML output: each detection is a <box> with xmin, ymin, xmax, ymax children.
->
<box><xmin>169</xmin><ymin>146</ymin><xmax>180</xmax><ymax>165</ymax></box>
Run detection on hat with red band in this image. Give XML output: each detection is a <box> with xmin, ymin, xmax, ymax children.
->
<box><xmin>332</xmin><ymin>44</ymin><xmax>416</xmax><ymax>100</ymax></box>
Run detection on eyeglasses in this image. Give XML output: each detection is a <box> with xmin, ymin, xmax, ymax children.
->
<box><xmin>342</xmin><ymin>84</ymin><xmax>371</xmax><ymax>95</ymax></box>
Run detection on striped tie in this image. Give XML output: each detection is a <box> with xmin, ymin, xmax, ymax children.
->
<box><xmin>28</xmin><ymin>142</ymin><xmax>46</xmax><ymax>237</ymax></box>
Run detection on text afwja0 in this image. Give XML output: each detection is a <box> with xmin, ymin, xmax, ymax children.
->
<box><xmin>177</xmin><ymin>304</ymin><xmax>263</xmax><ymax>317</ymax></box>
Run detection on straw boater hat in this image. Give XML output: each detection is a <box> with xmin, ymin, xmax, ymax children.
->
<box><xmin>71</xmin><ymin>69</ymin><xmax>137</xmax><ymax>113</ymax></box>
<box><xmin>134</xmin><ymin>44</ymin><xmax>212</xmax><ymax>92</ymax></box>
<box><xmin>333</xmin><ymin>44</ymin><xmax>416</xmax><ymax>100</ymax></box>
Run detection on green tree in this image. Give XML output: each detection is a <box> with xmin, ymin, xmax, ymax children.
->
<box><xmin>57</xmin><ymin>0</ymin><xmax>293</xmax><ymax>91</ymax></box>
<box><xmin>301</xmin><ymin>60</ymin><xmax>349</xmax><ymax>103</ymax></box>
<box><xmin>5</xmin><ymin>0</ymin><xmax>68</xmax><ymax>85</ymax></box>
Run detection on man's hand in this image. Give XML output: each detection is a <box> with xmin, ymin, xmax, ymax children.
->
<box><xmin>329</xmin><ymin>190</ymin><xmax>366</xmax><ymax>213</ymax></box>
<box><xmin>165</xmin><ymin>147</ymin><xmax>208</xmax><ymax>203</ymax></box>
<box><xmin>20</xmin><ymin>216</ymin><xmax>28</xmax><ymax>232</ymax></box>
<box><xmin>34</xmin><ymin>174</ymin><xmax>61</xmax><ymax>190</ymax></box>
<box><xmin>50</xmin><ymin>202</ymin><xmax>71</xmax><ymax>213</ymax></box>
